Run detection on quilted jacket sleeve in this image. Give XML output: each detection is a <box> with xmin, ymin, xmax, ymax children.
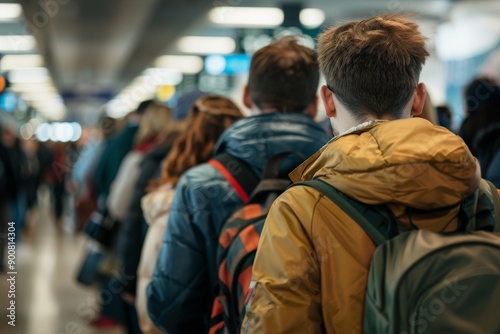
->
<box><xmin>242</xmin><ymin>188</ymin><xmax>323</xmax><ymax>334</ymax></box>
<box><xmin>146</xmin><ymin>173</ymin><xmax>211</xmax><ymax>334</ymax></box>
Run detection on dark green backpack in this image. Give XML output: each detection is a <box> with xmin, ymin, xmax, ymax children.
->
<box><xmin>294</xmin><ymin>179</ymin><xmax>500</xmax><ymax>334</ymax></box>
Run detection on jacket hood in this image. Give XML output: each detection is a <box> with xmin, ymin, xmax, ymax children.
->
<box><xmin>214</xmin><ymin>113</ymin><xmax>330</xmax><ymax>177</ymax></box>
<box><xmin>141</xmin><ymin>185</ymin><xmax>176</xmax><ymax>226</ymax></box>
<box><xmin>290</xmin><ymin>118</ymin><xmax>481</xmax><ymax>230</ymax></box>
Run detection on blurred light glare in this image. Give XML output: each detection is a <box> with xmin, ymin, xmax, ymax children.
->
<box><xmin>20</xmin><ymin>123</ymin><xmax>34</xmax><ymax>140</ymax></box>
<box><xmin>300</xmin><ymin>9</ymin><xmax>325</xmax><ymax>28</ymax></box>
<box><xmin>35</xmin><ymin>123</ymin><xmax>51</xmax><ymax>142</ymax></box>
<box><xmin>154</xmin><ymin>55</ymin><xmax>204</xmax><ymax>74</ymax></box>
<box><xmin>70</xmin><ymin>122</ymin><xmax>82</xmax><ymax>141</ymax></box>
<box><xmin>144</xmin><ymin>68</ymin><xmax>183</xmax><ymax>86</ymax></box>
<box><xmin>107</xmin><ymin>99</ymin><xmax>133</xmax><ymax>119</ymax></box>
<box><xmin>205</xmin><ymin>55</ymin><xmax>226</xmax><ymax>75</ymax></box>
<box><xmin>54</xmin><ymin>123</ymin><xmax>74</xmax><ymax>142</ymax></box>
<box><xmin>0</xmin><ymin>35</ymin><xmax>36</xmax><ymax>52</ymax></box>
<box><xmin>177</xmin><ymin>36</ymin><xmax>235</xmax><ymax>55</ymax></box>
<box><xmin>1</xmin><ymin>55</ymin><xmax>44</xmax><ymax>70</ymax></box>
<box><xmin>11</xmin><ymin>82</ymin><xmax>57</xmax><ymax>94</ymax></box>
<box><xmin>209</xmin><ymin>7</ymin><xmax>284</xmax><ymax>27</ymax></box>
<box><xmin>0</xmin><ymin>4</ymin><xmax>22</xmax><ymax>21</ymax></box>
<box><xmin>9</xmin><ymin>67</ymin><xmax>50</xmax><ymax>83</ymax></box>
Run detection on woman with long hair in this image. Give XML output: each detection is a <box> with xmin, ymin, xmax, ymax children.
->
<box><xmin>136</xmin><ymin>95</ymin><xmax>243</xmax><ymax>334</ymax></box>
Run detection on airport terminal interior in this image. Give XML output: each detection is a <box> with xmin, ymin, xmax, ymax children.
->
<box><xmin>0</xmin><ymin>0</ymin><xmax>500</xmax><ymax>333</ymax></box>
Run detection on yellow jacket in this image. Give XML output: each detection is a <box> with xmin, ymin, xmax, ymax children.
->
<box><xmin>243</xmin><ymin>118</ymin><xmax>498</xmax><ymax>333</ymax></box>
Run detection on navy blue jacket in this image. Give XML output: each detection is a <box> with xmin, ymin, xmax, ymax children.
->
<box><xmin>486</xmin><ymin>150</ymin><xmax>500</xmax><ymax>188</ymax></box>
<box><xmin>93</xmin><ymin>122</ymin><xmax>139</xmax><ymax>197</ymax></box>
<box><xmin>147</xmin><ymin>113</ymin><xmax>329</xmax><ymax>333</ymax></box>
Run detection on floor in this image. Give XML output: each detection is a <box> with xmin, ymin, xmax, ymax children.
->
<box><xmin>0</xmin><ymin>188</ymin><xmax>125</xmax><ymax>334</ymax></box>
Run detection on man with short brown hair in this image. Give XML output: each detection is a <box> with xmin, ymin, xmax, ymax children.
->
<box><xmin>243</xmin><ymin>15</ymin><xmax>488</xmax><ymax>333</ymax></box>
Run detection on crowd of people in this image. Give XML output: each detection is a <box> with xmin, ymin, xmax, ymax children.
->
<box><xmin>1</xmin><ymin>13</ymin><xmax>500</xmax><ymax>334</ymax></box>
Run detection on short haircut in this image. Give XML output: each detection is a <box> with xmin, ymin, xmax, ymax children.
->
<box><xmin>317</xmin><ymin>14</ymin><xmax>429</xmax><ymax>119</ymax></box>
<box><xmin>247</xmin><ymin>37</ymin><xmax>319</xmax><ymax>112</ymax></box>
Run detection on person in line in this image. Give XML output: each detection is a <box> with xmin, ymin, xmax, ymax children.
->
<box><xmin>89</xmin><ymin>100</ymin><xmax>150</xmax><ymax>330</ymax></box>
<box><xmin>147</xmin><ymin>37</ymin><xmax>330</xmax><ymax>333</ymax></box>
<box><xmin>243</xmin><ymin>14</ymin><xmax>499</xmax><ymax>333</ymax></box>
<box><xmin>116</xmin><ymin>90</ymin><xmax>204</xmax><ymax>307</ymax></box>
<box><xmin>137</xmin><ymin>95</ymin><xmax>243</xmax><ymax>334</ymax></box>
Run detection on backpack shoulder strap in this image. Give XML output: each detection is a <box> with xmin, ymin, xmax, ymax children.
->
<box><xmin>291</xmin><ymin>179</ymin><xmax>389</xmax><ymax>246</ymax></box>
<box><xmin>483</xmin><ymin>179</ymin><xmax>500</xmax><ymax>230</ymax></box>
<box><xmin>209</xmin><ymin>153</ymin><xmax>260</xmax><ymax>203</ymax></box>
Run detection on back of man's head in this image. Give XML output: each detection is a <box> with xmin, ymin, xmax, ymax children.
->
<box><xmin>317</xmin><ymin>15</ymin><xmax>429</xmax><ymax>119</ymax></box>
<box><xmin>247</xmin><ymin>37</ymin><xmax>319</xmax><ymax>112</ymax></box>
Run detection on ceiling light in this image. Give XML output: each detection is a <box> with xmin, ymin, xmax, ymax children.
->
<box><xmin>300</xmin><ymin>9</ymin><xmax>325</xmax><ymax>29</ymax></box>
<box><xmin>10</xmin><ymin>82</ymin><xmax>57</xmax><ymax>93</ymax></box>
<box><xmin>21</xmin><ymin>91</ymin><xmax>61</xmax><ymax>102</ymax></box>
<box><xmin>0</xmin><ymin>35</ymin><xmax>37</xmax><ymax>52</ymax></box>
<box><xmin>8</xmin><ymin>67</ymin><xmax>50</xmax><ymax>83</ymax></box>
<box><xmin>144</xmin><ymin>68</ymin><xmax>183</xmax><ymax>86</ymax></box>
<box><xmin>154</xmin><ymin>55</ymin><xmax>204</xmax><ymax>74</ymax></box>
<box><xmin>0</xmin><ymin>4</ymin><xmax>22</xmax><ymax>21</ymax></box>
<box><xmin>1</xmin><ymin>55</ymin><xmax>44</xmax><ymax>70</ymax></box>
<box><xmin>177</xmin><ymin>36</ymin><xmax>236</xmax><ymax>55</ymax></box>
<box><xmin>209</xmin><ymin>7</ymin><xmax>284</xmax><ymax>27</ymax></box>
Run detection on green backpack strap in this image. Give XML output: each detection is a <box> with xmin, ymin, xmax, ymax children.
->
<box><xmin>484</xmin><ymin>180</ymin><xmax>500</xmax><ymax>231</ymax></box>
<box><xmin>291</xmin><ymin>179</ymin><xmax>390</xmax><ymax>246</ymax></box>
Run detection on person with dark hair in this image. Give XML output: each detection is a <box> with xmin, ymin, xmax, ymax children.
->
<box><xmin>147</xmin><ymin>38</ymin><xmax>330</xmax><ymax>333</ymax></box>
<box><xmin>436</xmin><ymin>105</ymin><xmax>453</xmax><ymax>130</ymax></box>
<box><xmin>243</xmin><ymin>15</ymin><xmax>499</xmax><ymax>333</ymax></box>
<box><xmin>459</xmin><ymin>77</ymin><xmax>500</xmax><ymax>151</ymax></box>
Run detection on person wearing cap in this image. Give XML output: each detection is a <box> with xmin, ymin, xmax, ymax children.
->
<box><xmin>147</xmin><ymin>37</ymin><xmax>330</xmax><ymax>333</ymax></box>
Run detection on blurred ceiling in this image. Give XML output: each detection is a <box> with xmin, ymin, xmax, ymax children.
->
<box><xmin>0</xmin><ymin>0</ymin><xmax>498</xmax><ymax>120</ymax></box>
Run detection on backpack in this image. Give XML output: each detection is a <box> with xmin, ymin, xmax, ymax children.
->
<box><xmin>293</xmin><ymin>178</ymin><xmax>500</xmax><ymax>334</ymax></box>
<box><xmin>208</xmin><ymin>152</ymin><xmax>297</xmax><ymax>334</ymax></box>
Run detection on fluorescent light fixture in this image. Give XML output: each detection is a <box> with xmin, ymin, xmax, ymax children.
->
<box><xmin>155</xmin><ymin>55</ymin><xmax>204</xmax><ymax>74</ymax></box>
<box><xmin>1</xmin><ymin>54</ymin><xmax>43</xmax><ymax>70</ymax></box>
<box><xmin>8</xmin><ymin>67</ymin><xmax>50</xmax><ymax>83</ymax></box>
<box><xmin>209</xmin><ymin>7</ymin><xmax>284</xmax><ymax>27</ymax></box>
<box><xmin>0</xmin><ymin>4</ymin><xmax>22</xmax><ymax>21</ymax></box>
<box><xmin>0</xmin><ymin>35</ymin><xmax>37</xmax><ymax>52</ymax></box>
<box><xmin>177</xmin><ymin>36</ymin><xmax>235</xmax><ymax>55</ymax></box>
<box><xmin>107</xmin><ymin>99</ymin><xmax>135</xmax><ymax>118</ymax></box>
<box><xmin>144</xmin><ymin>68</ymin><xmax>183</xmax><ymax>86</ymax></box>
<box><xmin>10</xmin><ymin>82</ymin><xmax>57</xmax><ymax>94</ymax></box>
<box><xmin>300</xmin><ymin>9</ymin><xmax>325</xmax><ymax>28</ymax></box>
<box><xmin>21</xmin><ymin>92</ymin><xmax>61</xmax><ymax>102</ymax></box>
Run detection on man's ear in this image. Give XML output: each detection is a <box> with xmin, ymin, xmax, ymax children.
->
<box><xmin>411</xmin><ymin>83</ymin><xmax>427</xmax><ymax>117</ymax></box>
<box><xmin>320</xmin><ymin>85</ymin><xmax>336</xmax><ymax>118</ymax></box>
<box><xmin>243</xmin><ymin>85</ymin><xmax>253</xmax><ymax>109</ymax></box>
<box><xmin>305</xmin><ymin>96</ymin><xmax>318</xmax><ymax>119</ymax></box>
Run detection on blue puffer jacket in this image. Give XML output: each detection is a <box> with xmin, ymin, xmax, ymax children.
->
<box><xmin>147</xmin><ymin>112</ymin><xmax>330</xmax><ymax>333</ymax></box>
